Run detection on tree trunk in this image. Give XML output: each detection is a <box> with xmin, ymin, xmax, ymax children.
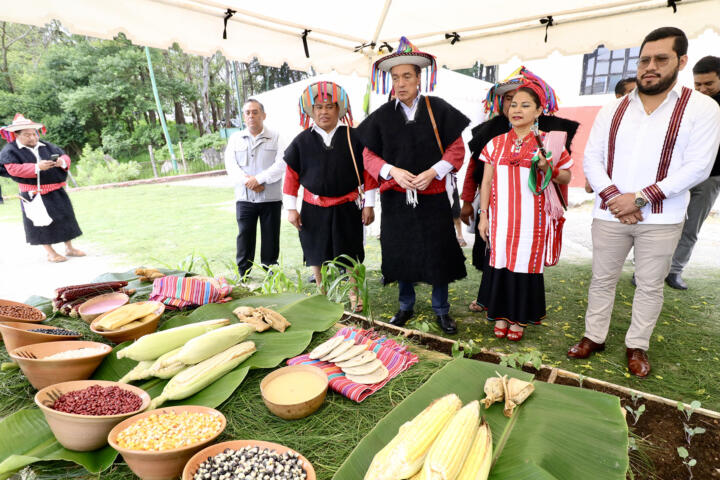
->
<box><xmin>148</xmin><ymin>110</ymin><xmax>157</xmax><ymax>126</ymax></box>
<box><xmin>210</xmin><ymin>100</ymin><xmax>219</xmax><ymax>133</ymax></box>
<box><xmin>224</xmin><ymin>61</ymin><xmax>232</xmax><ymax>127</ymax></box>
<box><xmin>199</xmin><ymin>56</ymin><xmax>212</xmax><ymax>134</ymax></box>
<box><xmin>174</xmin><ymin>101</ymin><xmax>186</xmax><ymax>124</ymax></box>
<box><xmin>192</xmin><ymin>101</ymin><xmax>202</xmax><ymax>131</ymax></box>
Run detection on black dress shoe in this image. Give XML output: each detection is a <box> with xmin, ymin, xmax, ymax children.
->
<box><xmin>665</xmin><ymin>273</ymin><xmax>688</xmax><ymax>290</ymax></box>
<box><xmin>630</xmin><ymin>273</ymin><xmax>636</xmax><ymax>287</ymax></box>
<box><xmin>389</xmin><ymin>309</ymin><xmax>414</xmax><ymax>327</ymax></box>
<box><xmin>436</xmin><ymin>314</ymin><xmax>457</xmax><ymax>334</ymax></box>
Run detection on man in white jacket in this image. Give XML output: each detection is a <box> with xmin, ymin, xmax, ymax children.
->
<box><xmin>224</xmin><ymin>99</ymin><xmax>286</xmax><ymax>276</ymax></box>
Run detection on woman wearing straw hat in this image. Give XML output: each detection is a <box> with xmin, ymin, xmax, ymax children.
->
<box><xmin>0</xmin><ymin>114</ymin><xmax>84</xmax><ymax>263</ymax></box>
<box><xmin>361</xmin><ymin>37</ymin><xmax>470</xmax><ymax>334</ymax></box>
<box><xmin>283</xmin><ymin>81</ymin><xmax>377</xmax><ymax>312</ymax></box>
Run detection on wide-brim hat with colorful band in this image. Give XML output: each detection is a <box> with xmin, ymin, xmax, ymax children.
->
<box><xmin>298</xmin><ymin>81</ymin><xmax>353</xmax><ymax>129</ymax></box>
<box><xmin>0</xmin><ymin>113</ymin><xmax>46</xmax><ymax>142</ymax></box>
<box><xmin>371</xmin><ymin>36</ymin><xmax>438</xmax><ymax>94</ymax></box>
<box><xmin>484</xmin><ymin>66</ymin><xmax>559</xmax><ymax>117</ymax></box>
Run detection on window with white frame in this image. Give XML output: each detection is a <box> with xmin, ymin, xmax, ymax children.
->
<box><xmin>581</xmin><ymin>45</ymin><xmax>640</xmax><ymax>95</ymax></box>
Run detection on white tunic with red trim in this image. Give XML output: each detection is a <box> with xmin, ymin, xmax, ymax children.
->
<box><xmin>480</xmin><ymin>130</ymin><xmax>572</xmax><ymax>274</ymax></box>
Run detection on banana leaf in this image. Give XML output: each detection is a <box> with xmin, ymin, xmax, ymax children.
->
<box><xmin>334</xmin><ymin>358</ymin><xmax>628</xmax><ymax>480</ymax></box>
<box><xmin>0</xmin><ymin>293</ymin><xmax>343</xmax><ymax>478</ymax></box>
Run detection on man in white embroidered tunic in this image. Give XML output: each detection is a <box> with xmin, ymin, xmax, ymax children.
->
<box><xmin>567</xmin><ymin>27</ymin><xmax>720</xmax><ymax>377</ymax></box>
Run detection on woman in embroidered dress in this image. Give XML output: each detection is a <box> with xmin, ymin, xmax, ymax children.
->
<box><xmin>477</xmin><ymin>84</ymin><xmax>573</xmax><ymax>341</ymax></box>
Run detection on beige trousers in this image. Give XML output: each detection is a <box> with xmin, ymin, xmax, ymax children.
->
<box><xmin>584</xmin><ymin>219</ymin><xmax>683</xmax><ymax>350</ymax></box>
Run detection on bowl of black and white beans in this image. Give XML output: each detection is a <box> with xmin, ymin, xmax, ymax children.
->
<box><xmin>182</xmin><ymin>440</ymin><xmax>315</xmax><ymax>480</ymax></box>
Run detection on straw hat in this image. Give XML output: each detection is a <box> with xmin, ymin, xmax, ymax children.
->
<box><xmin>371</xmin><ymin>36</ymin><xmax>438</xmax><ymax>94</ymax></box>
<box><xmin>0</xmin><ymin>113</ymin><xmax>46</xmax><ymax>142</ymax></box>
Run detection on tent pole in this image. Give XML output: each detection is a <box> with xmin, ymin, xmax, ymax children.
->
<box><xmin>144</xmin><ymin>46</ymin><xmax>178</xmax><ymax>173</ymax></box>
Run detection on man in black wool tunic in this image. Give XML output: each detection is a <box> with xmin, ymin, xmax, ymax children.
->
<box><xmin>283</xmin><ymin>81</ymin><xmax>377</xmax><ymax>312</ymax></box>
<box><xmin>360</xmin><ymin>37</ymin><xmax>469</xmax><ymax>334</ymax></box>
<box><xmin>0</xmin><ymin>114</ymin><xmax>84</xmax><ymax>263</ymax></box>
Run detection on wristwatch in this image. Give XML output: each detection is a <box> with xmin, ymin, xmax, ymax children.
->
<box><xmin>634</xmin><ymin>192</ymin><xmax>648</xmax><ymax>208</ymax></box>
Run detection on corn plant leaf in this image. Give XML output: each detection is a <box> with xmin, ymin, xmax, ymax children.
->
<box><xmin>0</xmin><ymin>292</ymin><xmax>343</xmax><ymax>478</ymax></box>
<box><xmin>334</xmin><ymin>358</ymin><xmax>628</xmax><ymax>480</ymax></box>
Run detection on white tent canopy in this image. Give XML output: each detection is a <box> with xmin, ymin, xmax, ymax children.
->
<box><xmin>8</xmin><ymin>0</ymin><xmax>720</xmax><ymax>75</ymax></box>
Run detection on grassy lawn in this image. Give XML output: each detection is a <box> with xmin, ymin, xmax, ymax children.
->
<box><xmin>1</xmin><ymin>183</ymin><xmax>718</xmax><ymax>412</ymax></box>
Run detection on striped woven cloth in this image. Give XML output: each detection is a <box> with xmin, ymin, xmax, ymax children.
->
<box><xmin>149</xmin><ymin>275</ymin><xmax>231</xmax><ymax>310</ymax></box>
<box><xmin>287</xmin><ymin>327</ymin><xmax>419</xmax><ymax>402</ymax></box>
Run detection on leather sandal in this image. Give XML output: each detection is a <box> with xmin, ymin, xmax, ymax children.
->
<box><xmin>64</xmin><ymin>248</ymin><xmax>86</xmax><ymax>257</ymax></box>
<box><xmin>48</xmin><ymin>253</ymin><xmax>67</xmax><ymax>263</ymax></box>
<box><xmin>469</xmin><ymin>300</ymin><xmax>486</xmax><ymax>312</ymax></box>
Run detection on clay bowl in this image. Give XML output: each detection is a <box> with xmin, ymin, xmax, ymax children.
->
<box><xmin>9</xmin><ymin>340</ymin><xmax>112</xmax><ymax>389</ymax></box>
<box><xmin>183</xmin><ymin>439</ymin><xmax>316</xmax><ymax>480</ymax></box>
<box><xmin>78</xmin><ymin>292</ymin><xmax>130</xmax><ymax>323</ymax></box>
<box><xmin>108</xmin><ymin>405</ymin><xmax>226</xmax><ymax>480</ymax></box>
<box><xmin>90</xmin><ymin>301</ymin><xmax>165</xmax><ymax>344</ymax></box>
<box><xmin>260</xmin><ymin>364</ymin><xmax>328</xmax><ymax>420</ymax></box>
<box><xmin>0</xmin><ymin>298</ymin><xmax>46</xmax><ymax>323</ymax></box>
<box><xmin>34</xmin><ymin>379</ymin><xmax>151</xmax><ymax>451</ymax></box>
<box><xmin>0</xmin><ymin>321</ymin><xmax>81</xmax><ymax>352</ymax></box>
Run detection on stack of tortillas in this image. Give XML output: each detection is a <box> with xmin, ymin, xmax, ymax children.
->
<box><xmin>308</xmin><ymin>336</ymin><xmax>389</xmax><ymax>384</ymax></box>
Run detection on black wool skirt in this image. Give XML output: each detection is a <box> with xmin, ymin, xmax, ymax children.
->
<box><xmin>380</xmin><ymin>189</ymin><xmax>466</xmax><ymax>285</ymax></box>
<box><xmin>471</xmin><ymin>212</ymin><xmax>489</xmax><ymax>272</ymax></box>
<box><xmin>476</xmin><ymin>266</ymin><xmax>546</xmax><ymax>327</ymax></box>
<box><xmin>298</xmin><ymin>200</ymin><xmax>364</xmax><ymax>267</ymax></box>
<box><xmin>20</xmin><ymin>188</ymin><xmax>82</xmax><ymax>246</ymax></box>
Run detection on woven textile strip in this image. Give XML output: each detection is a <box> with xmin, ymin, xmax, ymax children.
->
<box><xmin>601</xmin><ymin>95</ymin><xmax>631</xmax><ymax>210</ymax></box>
<box><xmin>149</xmin><ymin>275</ymin><xmax>231</xmax><ymax>310</ymax></box>
<box><xmin>652</xmin><ymin>86</ymin><xmax>692</xmax><ymax>213</ymax></box>
<box><xmin>287</xmin><ymin>327</ymin><xmax>419</xmax><ymax>403</ymax></box>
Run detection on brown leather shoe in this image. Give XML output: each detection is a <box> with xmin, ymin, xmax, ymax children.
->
<box><xmin>567</xmin><ymin>337</ymin><xmax>605</xmax><ymax>359</ymax></box>
<box><xmin>627</xmin><ymin>348</ymin><xmax>651</xmax><ymax>378</ymax></box>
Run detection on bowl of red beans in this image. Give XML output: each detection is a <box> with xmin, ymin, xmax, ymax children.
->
<box><xmin>34</xmin><ymin>380</ymin><xmax>151</xmax><ymax>451</ymax></box>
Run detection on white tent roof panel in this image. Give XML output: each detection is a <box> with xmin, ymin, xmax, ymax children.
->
<box><xmin>6</xmin><ymin>0</ymin><xmax>719</xmax><ymax>74</ymax></box>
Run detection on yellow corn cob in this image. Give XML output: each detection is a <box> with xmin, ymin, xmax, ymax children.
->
<box><xmin>456</xmin><ymin>419</ymin><xmax>493</xmax><ymax>480</ymax></box>
<box><xmin>118</xmin><ymin>360</ymin><xmax>154</xmax><ymax>384</ymax></box>
<box><xmin>421</xmin><ymin>400</ymin><xmax>480</xmax><ymax>480</ymax></box>
<box><xmin>364</xmin><ymin>422</ymin><xmax>411</xmax><ymax>480</ymax></box>
<box><xmin>117</xmin><ymin>318</ymin><xmax>230</xmax><ymax>361</ymax></box>
<box><xmin>157</xmin><ymin>322</ymin><xmax>254</xmax><ymax>367</ymax></box>
<box><xmin>96</xmin><ymin>302</ymin><xmax>160</xmax><ymax>330</ymax></box>
<box><xmin>364</xmin><ymin>394</ymin><xmax>462</xmax><ymax>480</ymax></box>
<box><xmin>148</xmin><ymin>341</ymin><xmax>256</xmax><ymax>409</ymax></box>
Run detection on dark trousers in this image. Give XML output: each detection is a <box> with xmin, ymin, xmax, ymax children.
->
<box><xmin>398</xmin><ymin>281</ymin><xmax>450</xmax><ymax>315</ymax></box>
<box><xmin>235</xmin><ymin>200</ymin><xmax>282</xmax><ymax>276</ymax></box>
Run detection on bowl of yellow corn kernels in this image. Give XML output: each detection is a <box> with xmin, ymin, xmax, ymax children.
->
<box><xmin>90</xmin><ymin>301</ymin><xmax>165</xmax><ymax>344</ymax></box>
<box><xmin>108</xmin><ymin>405</ymin><xmax>226</xmax><ymax>480</ymax></box>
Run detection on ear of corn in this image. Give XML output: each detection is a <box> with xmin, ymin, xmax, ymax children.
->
<box><xmin>117</xmin><ymin>318</ymin><xmax>230</xmax><ymax>361</ymax></box>
<box><xmin>117</xmin><ymin>360</ymin><xmax>154</xmax><ymax>384</ymax></box>
<box><xmin>421</xmin><ymin>400</ymin><xmax>480</xmax><ymax>480</ymax></box>
<box><xmin>456</xmin><ymin>419</ymin><xmax>493</xmax><ymax>480</ymax></box>
<box><xmin>364</xmin><ymin>393</ymin><xmax>462</xmax><ymax>480</ymax></box>
<box><xmin>148</xmin><ymin>341</ymin><xmax>256</xmax><ymax>409</ymax></box>
<box><xmin>95</xmin><ymin>302</ymin><xmax>160</xmax><ymax>331</ymax></box>
<box><xmin>364</xmin><ymin>422</ymin><xmax>411</xmax><ymax>480</ymax></box>
<box><xmin>147</xmin><ymin>347</ymin><xmax>185</xmax><ymax>379</ymax></box>
<box><xmin>158</xmin><ymin>322</ymin><xmax>254</xmax><ymax>367</ymax></box>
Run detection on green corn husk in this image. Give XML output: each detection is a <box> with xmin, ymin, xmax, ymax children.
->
<box><xmin>157</xmin><ymin>323</ymin><xmax>254</xmax><ymax>368</ymax></box>
<box><xmin>117</xmin><ymin>318</ymin><xmax>230</xmax><ymax>361</ymax></box>
<box><xmin>148</xmin><ymin>341</ymin><xmax>256</xmax><ymax>409</ymax></box>
<box><xmin>118</xmin><ymin>360</ymin><xmax>154</xmax><ymax>384</ymax></box>
<box><xmin>147</xmin><ymin>347</ymin><xmax>185</xmax><ymax>379</ymax></box>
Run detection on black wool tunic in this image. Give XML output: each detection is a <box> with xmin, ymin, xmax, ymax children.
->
<box><xmin>360</xmin><ymin>96</ymin><xmax>470</xmax><ymax>285</ymax></box>
<box><xmin>284</xmin><ymin>126</ymin><xmax>366</xmax><ymax>266</ymax></box>
<box><xmin>0</xmin><ymin>141</ymin><xmax>82</xmax><ymax>245</ymax></box>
